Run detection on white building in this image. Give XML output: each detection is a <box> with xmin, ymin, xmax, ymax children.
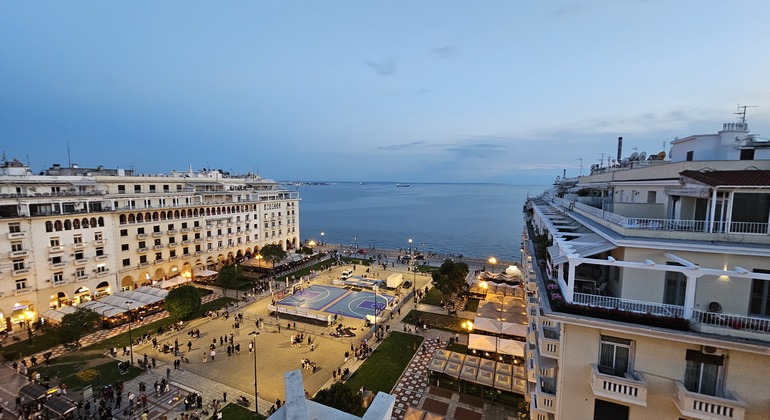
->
<box><xmin>0</xmin><ymin>160</ymin><xmax>299</xmax><ymax>331</ymax></box>
<box><xmin>523</xmin><ymin>117</ymin><xmax>770</xmax><ymax>419</ymax></box>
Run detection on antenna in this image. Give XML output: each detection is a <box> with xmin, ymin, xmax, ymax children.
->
<box><xmin>67</xmin><ymin>142</ymin><xmax>72</xmax><ymax>168</ymax></box>
<box><xmin>575</xmin><ymin>158</ymin><xmax>583</xmax><ymax>176</ymax></box>
<box><xmin>599</xmin><ymin>152</ymin><xmax>606</xmax><ymax>167</ymax></box>
<box><xmin>735</xmin><ymin>103</ymin><xmax>758</xmax><ymax>124</ymax></box>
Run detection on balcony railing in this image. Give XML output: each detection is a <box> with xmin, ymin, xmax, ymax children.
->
<box><xmin>573</xmin><ymin>293</ymin><xmax>685</xmax><ymax>318</ymax></box>
<box><xmin>14</xmin><ymin>288</ymin><xmax>32</xmax><ymax>296</ymax></box>
<box><xmin>673</xmin><ymin>381</ymin><xmax>745</xmax><ymax>420</ymax></box>
<box><xmin>137</xmin><ymin>233</ymin><xmax>148</xmax><ymax>239</ymax></box>
<box><xmin>73</xmin><ymin>242</ymin><xmax>86</xmax><ymax>249</ymax></box>
<box><xmin>152</xmin><ymin>232</ymin><xmax>163</xmax><ymax>237</ymax></box>
<box><xmin>691</xmin><ymin>309</ymin><xmax>770</xmax><ymax>336</ymax></box>
<box><xmin>534</xmin><ymin>376</ymin><xmax>557</xmax><ymax>414</ymax></box>
<box><xmin>12</xmin><ymin>268</ymin><xmax>30</xmax><ymax>276</ymax></box>
<box><xmin>7</xmin><ymin>232</ymin><xmax>28</xmax><ymax>239</ymax></box>
<box><xmin>49</xmin><ymin>245</ymin><xmax>65</xmax><ymax>253</ymax></box>
<box><xmin>590</xmin><ymin>364</ymin><xmax>647</xmax><ymax>406</ymax></box>
<box><xmin>138</xmin><ymin>247</ymin><xmax>149</xmax><ymax>253</ymax></box>
<box><xmin>95</xmin><ymin>255</ymin><xmax>109</xmax><ymax>261</ymax></box>
<box><xmin>10</xmin><ymin>250</ymin><xmax>29</xmax><ymax>258</ymax></box>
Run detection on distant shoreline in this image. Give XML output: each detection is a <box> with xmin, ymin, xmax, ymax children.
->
<box><xmin>313</xmin><ymin>243</ymin><xmax>521</xmax><ymax>268</ymax></box>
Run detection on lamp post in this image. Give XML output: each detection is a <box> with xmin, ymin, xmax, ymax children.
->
<box><xmin>408</xmin><ymin>238</ymin><xmax>412</xmax><ymax>255</ymax></box>
<box><xmin>249</xmin><ymin>331</ymin><xmax>259</xmax><ymax>414</ymax></box>
<box><xmin>320</xmin><ymin>232</ymin><xmax>324</xmax><ymax>246</ymax></box>
<box><xmin>488</xmin><ymin>256</ymin><xmax>498</xmax><ymax>273</ymax></box>
<box><xmin>126</xmin><ymin>301</ymin><xmax>134</xmax><ymax>364</ymax></box>
<box><xmin>354</xmin><ymin>236</ymin><xmax>357</xmax><ymax>249</ymax></box>
<box><xmin>256</xmin><ymin>254</ymin><xmax>263</xmax><ymax>269</ymax></box>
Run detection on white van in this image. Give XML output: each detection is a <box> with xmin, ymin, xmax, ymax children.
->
<box><xmin>340</xmin><ymin>269</ymin><xmax>353</xmax><ymax>280</ymax></box>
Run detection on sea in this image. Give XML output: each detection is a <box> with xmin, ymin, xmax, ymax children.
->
<box><xmin>293</xmin><ymin>182</ymin><xmax>548</xmax><ymax>263</ymax></box>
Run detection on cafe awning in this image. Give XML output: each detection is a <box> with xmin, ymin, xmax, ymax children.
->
<box><xmin>19</xmin><ymin>383</ymin><xmax>48</xmax><ymax>400</ymax></box>
<box><xmin>44</xmin><ymin>396</ymin><xmax>77</xmax><ymax>416</ymax></box>
<box><xmin>194</xmin><ymin>268</ymin><xmax>218</xmax><ymax>277</ymax></box>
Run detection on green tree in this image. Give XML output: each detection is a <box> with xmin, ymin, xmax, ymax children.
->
<box><xmin>165</xmin><ymin>285</ymin><xmax>202</xmax><ymax>320</ymax></box>
<box><xmin>432</xmin><ymin>260</ymin><xmax>469</xmax><ymax>302</ymax></box>
<box><xmin>313</xmin><ymin>382</ymin><xmax>364</xmax><ymax>416</ymax></box>
<box><xmin>299</xmin><ymin>246</ymin><xmax>313</xmax><ymax>255</ymax></box>
<box><xmin>58</xmin><ymin>307</ymin><xmax>101</xmax><ymax>345</ymax></box>
<box><xmin>260</xmin><ymin>244</ymin><xmax>287</xmax><ymax>267</ymax></box>
<box><xmin>217</xmin><ymin>265</ymin><xmax>240</xmax><ymax>297</ymax></box>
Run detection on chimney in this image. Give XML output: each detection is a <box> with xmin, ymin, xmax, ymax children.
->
<box><xmin>616</xmin><ymin>137</ymin><xmax>623</xmax><ymax>162</ymax></box>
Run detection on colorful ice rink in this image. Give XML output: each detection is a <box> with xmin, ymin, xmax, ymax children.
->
<box><xmin>277</xmin><ymin>285</ymin><xmax>394</xmax><ymax>319</ymax></box>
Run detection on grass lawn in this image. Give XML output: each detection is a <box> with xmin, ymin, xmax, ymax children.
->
<box><xmin>345</xmin><ymin>332</ymin><xmax>423</xmax><ymax>395</ymax></box>
<box><xmin>30</xmin><ymin>354</ymin><xmax>144</xmax><ymax>393</ymax></box>
<box><xmin>420</xmin><ymin>287</ymin><xmax>444</xmax><ymax>306</ymax></box>
<box><xmin>403</xmin><ymin>310</ymin><xmax>472</xmax><ymax>334</ymax></box>
<box><xmin>215</xmin><ymin>403</ymin><xmax>267</xmax><ymax>420</ymax></box>
<box><xmin>464</xmin><ymin>298</ymin><xmax>480</xmax><ymax>312</ymax></box>
<box><xmin>446</xmin><ymin>342</ymin><xmax>468</xmax><ymax>354</ymax></box>
<box><xmin>1</xmin><ymin>327</ymin><xmax>64</xmax><ymax>360</ymax></box>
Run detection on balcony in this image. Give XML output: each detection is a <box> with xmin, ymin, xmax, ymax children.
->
<box><xmin>74</xmin><ymin>258</ymin><xmax>89</xmax><ymax>265</ymax></box>
<box><xmin>76</xmin><ymin>275</ymin><xmax>89</xmax><ymax>282</ymax></box>
<box><xmin>73</xmin><ymin>242</ymin><xmax>86</xmax><ymax>249</ymax></box>
<box><xmin>167</xmin><ymin>243</ymin><xmax>177</xmax><ymax>248</ymax></box>
<box><xmin>169</xmin><ymin>255</ymin><xmax>180</xmax><ymax>261</ymax></box>
<box><xmin>94</xmin><ymin>239</ymin><xmax>107</xmax><ymax>245</ymax></box>
<box><xmin>194</xmin><ymin>226</ymin><xmax>202</xmax><ymax>231</ymax></box>
<box><xmin>51</xmin><ymin>262</ymin><xmax>67</xmax><ymax>269</ymax></box>
<box><xmin>138</xmin><ymin>262</ymin><xmax>150</xmax><ymax>267</ymax></box>
<box><xmin>195</xmin><ymin>251</ymin><xmax>204</xmax><ymax>256</ymax></box>
<box><xmin>137</xmin><ymin>233</ymin><xmax>148</xmax><ymax>239</ymax></box>
<box><xmin>673</xmin><ymin>381</ymin><xmax>745</xmax><ymax>420</ymax></box>
<box><xmin>181</xmin><ymin>240</ymin><xmax>190</xmax><ymax>245</ymax></box>
<box><xmin>10</xmin><ymin>250</ymin><xmax>29</xmax><ymax>258</ymax></box>
<box><xmin>12</xmin><ymin>268</ymin><xmax>30</xmax><ymax>276</ymax></box>
<box><xmin>691</xmin><ymin>309</ymin><xmax>770</xmax><ymax>341</ymax></box>
<box><xmin>97</xmin><ymin>270</ymin><xmax>110</xmax><ymax>277</ymax></box>
<box><xmin>573</xmin><ymin>293</ymin><xmax>686</xmax><ymax>318</ymax></box>
<box><xmin>153</xmin><ymin>245</ymin><xmax>164</xmax><ymax>251</ymax></box>
<box><xmin>152</xmin><ymin>232</ymin><xmax>164</xmax><ymax>237</ymax></box>
<box><xmin>194</xmin><ymin>238</ymin><xmax>203</xmax><ymax>243</ymax></box>
<box><xmin>137</xmin><ymin>247</ymin><xmax>149</xmax><ymax>253</ymax></box>
<box><xmin>532</xmin><ymin>376</ymin><xmax>557</xmax><ymax>414</ymax></box>
<box><xmin>7</xmin><ymin>231</ymin><xmax>28</xmax><ymax>239</ymax></box>
<box><xmin>54</xmin><ymin>279</ymin><xmax>68</xmax><ymax>286</ymax></box>
<box><xmin>95</xmin><ymin>255</ymin><xmax>109</xmax><ymax>261</ymax></box>
<box><xmin>49</xmin><ymin>245</ymin><xmax>65</xmax><ymax>253</ymax></box>
<box><xmin>590</xmin><ymin>365</ymin><xmax>647</xmax><ymax>407</ymax></box>
<box><xmin>537</xmin><ymin>324</ymin><xmax>560</xmax><ymax>359</ymax></box>
<box><xmin>181</xmin><ymin>228</ymin><xmax>190</xmax><ymax>233</ymax></box>
<box><xmin>14</xmin><ymin>288</ymin><xmax>32</xmax><ymax>296</ymax></box>
<box><xmin>184</xmin><ymin>253</ymin><xmax>193</xmax><ymax>258</ymax></box>
<box><xmin>167</xmin><ymin>229</ymin><xmax>177</xmax><ymax>234</ymax></box>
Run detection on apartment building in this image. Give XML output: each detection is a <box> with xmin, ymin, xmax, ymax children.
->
<box><xmin>522</xmin><ymin>119</ymin><xmax>770</xmax><ymax>419</ymax></box>
<box><xmin>0</xmin><ymin>160</ymin><xmax>299</xmax><ymax>332</ymax></box>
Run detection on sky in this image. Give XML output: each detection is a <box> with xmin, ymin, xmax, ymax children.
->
<box><xmin>1</xmin><ymin>1</ymin><xmax>770</xmax><ymax>184</ymax></box>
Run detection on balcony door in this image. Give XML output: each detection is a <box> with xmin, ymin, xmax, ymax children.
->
<box><xmin>664</xmin><ymin>262</ymin><xmax>686</xmax><ymax>306</ymax></box>
<box><xmin>684</xmin><ymin>349</ymin><xmax>724</xmax><ymax>397</ymax></box>
<box><xmin>594</xmin><ymin>399</ymin><xmax>628</xmax><ymax>420</ymax></box>
<box><xmin>749</xmin><ymin>269</ymin><xmax>770</xmax><ymax>317</ymax></box>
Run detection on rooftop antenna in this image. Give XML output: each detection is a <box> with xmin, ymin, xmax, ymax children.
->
<box><xmin>735</xmin><ymin>104</ymin><xmax>757</xmax><ymax>124</ymax></box>
<box><xmin>1</xmin><ymin>151</ymin><xmax>7</xmax><ymax>165</ymax></box>
<box><xmin>575</xmin><ymin>158</ymin><xmax>583</xmax><ymax>176</ymax></box>
<box><xmin>599</xmin><ymin>152</ymin><xmax>606</xmax><ymax>168</ymax></box>
<box><xmin>67</xmin><ymin>142</ymin><xmax>72</xmax><ymax>168</ymax></box>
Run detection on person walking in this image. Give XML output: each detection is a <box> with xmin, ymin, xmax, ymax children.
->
<box><xmin>166</xmin><ymin>367</ymin><xmax>171</xmax><ymax>380</ymax></box>
<box><xmin>211</xmin><ymin>349</ymin><xmax>216</xmax><ymax>361</ymax></box>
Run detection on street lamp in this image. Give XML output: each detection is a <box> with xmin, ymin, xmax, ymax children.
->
<box><xmin>488</xmin><ymin>257</ymin><xmax>498</xmax><ymax>272</ymax></box>
<box><xmin>256</xmin><ymin>254</ymin><xmax>263</xmax><ymax>269</ymax></box>
<box><xmin>408</xmin><ymin>238</ymin><xmax>413</xmax><ymax>255</ymax></box>
<box><xmin>126</xmin><ymin>301</ymin><xmax>134</xmax><ymax>364</ymax></box>
<box><xmin>249</xmin><ymin>331</ymin><xmax>259</xmax><ymax>414</ymax></box>
<box><xmin>320</xmin><ymin>232</ymin><xmax>324</xmax><ymax>246</ymax></box>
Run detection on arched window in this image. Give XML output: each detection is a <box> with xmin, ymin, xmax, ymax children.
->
<box><xmin>45</xmin><ymin>221</ymin><xmax>53</xmax><ymax>232</ymax></box>
<box><xmin>128</xmin><ymin>214</ymin><xmax>135</xmax><ymax>223</ymax></box>
<box><xmin>174</xmin><ymin>210</ymin><xmax>180</xmax><ymax>218</ymax></box>
<box><xmin>152</xmin><ymin>212</ymin><xmax>159</xmax><ymax>221</ymax></box>
<box><xmin>90</xmin><ymin>217</ymin><xmax>97</xmax><ymax>227</ymax></box>
<box><xmin>54</xmin><ymin>220</ymin><xmax>63</xmax><ymax>231</ymax></box>
<box><xmin>82</xmin><ymin>218</ymin><xmax>90</xmax><ymax>228</ymax></box>
<box><xmin>119</xmin><ymin>214</ymin><xmax>127</xmax><ymax>225</ymax></box>
<box><xmin>98</xmin><ymin>217</ymin><xmax>105</xmax><ymax>227</ymax></box>
<box><xmin>64</xmin><ymin>219</ymin><xmax>72</xmax><ymax>230</ymax></box>
<box><xmin>73</xmin><ymin>219</ymin><xmax>80</xmax><ymax>229</ymax></box>
<box><xmin>137</xmin><ymin>213</ymin><xmax>144</xmax><ymax>222</ymax></box>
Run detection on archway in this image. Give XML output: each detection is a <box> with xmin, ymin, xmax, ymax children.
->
<box><xmin>153</xmin><ymin>268</ymin><xmax>165</xmax><ymax>281</ymax></box>
<box><xmin>49</xmin><ymin>292</ymin><xmax>68</xmax><ymax>309</ymax></box>
<box><xmin>95</xmin><ymin>281</ymin><xmax>111</xmax><ymax>298</ymax></box>
<box><xmin>138</xmin><ymin>271</ymin><xmax>151</xmax><ymax>286</ymax></box>
<box><xmin>73</xmin><ymin>287</ymin><xmax>91</xmax><ymax>305</ymax></box>
<box><xmin>10</xmin><ymin>301</ymin><xmax>36</xmax><ymax>331</ymax></box>
<box><xmin>121</xmin><ymin>275</ymin><xmax>135</xmax><ymax>291</ymax></box>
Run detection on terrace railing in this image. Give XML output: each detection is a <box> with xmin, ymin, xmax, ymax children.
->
<box><xmin>691</xmin><ymin>309</ymin><xmax>770</xmax><ymax>333</ymax></box>
<box><xmin>573</xmin><ymin>293</ymin><xmax>685</xmax><ymax>318</ymax></box>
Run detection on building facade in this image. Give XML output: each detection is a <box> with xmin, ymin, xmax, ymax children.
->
<box><xmin>0</xmin><ymin>161</ymin><xmax>299</xmax><ymax>332</ymax></box>
<box><xmin>523</xmin><ymin>119</ymin><xmax>770</xmax><ymax>419</ymax></box>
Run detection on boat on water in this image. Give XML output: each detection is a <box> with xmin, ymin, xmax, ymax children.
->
<box><xmin>396</xmin><ymin>183</ymin><xmax>410</xmax><ymax>187</ymax></box>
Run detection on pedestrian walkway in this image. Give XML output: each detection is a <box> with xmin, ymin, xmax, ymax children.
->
<box><xmin>390</xmin><ymin>337</ymin><xmax>444</xmax><ymax>419</ymax></box>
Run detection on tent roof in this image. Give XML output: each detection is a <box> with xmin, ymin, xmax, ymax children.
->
<box><xmin>19</xmin><ymin>383</ymin><xmax>48</xmax><ymax>400</ymax></box>
<box><xmin>476</xmin><ymin>369</ymin><xmax>494</xmax><ymax>386</ymax></box>
<box><xmin>468</xmin><ymin>334</ymin><xmax>497</xmax><ymax>353</ymax></box>
<box><xmin>497</xmin><ymin>339</ymin><xmax>525</xmax><ymax>357</ymax></box>
<box><xmin>44</xmin><ymin>397</ymin><xmax>77</xmax><ymax>415</ymax></box>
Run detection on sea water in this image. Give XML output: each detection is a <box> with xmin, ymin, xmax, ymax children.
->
<box><xmin>295</xmin><ymin>182</ymin><xmax>547</xmax><ymax>262</ymax></box>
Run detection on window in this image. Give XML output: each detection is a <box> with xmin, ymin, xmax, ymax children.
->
<box><xmin>15</xmin><ymin>279</ymin><xmax>26</xmax><ymax>290</ymax></box>
<box><xmin>182</xmin><ymin>234</ymin><xmax>188</xmax><ymax>241</ymax></box>
<box><xmin>684</xmin><ymin>349</ymin><xmax>724</xmax><ymax>396</ymax></box>
<box><xmin>94</xmin><ymin>232</ymin><xmax>103</xmax><ymax>241</ymax></box>
<box><xmin>140</xmin><ymin>255</ymin><xmax>147</xmax><ymax>264</ymax></box>
<box><xmin>96</xmin><ymin>264</ymin><xmax>106</xmax><ymax>273</ymax></box>
<box><xmin>182</xmin><ymin>222</ymin><xmax>188</xmax><ymax>229</ymax></box>
<box><xmin>169</xmin><ymin>237</ymin><xmax>176</xmax><ymax>244</ymax></box>
<box><xmin>74</xmin><ymin>235</ymin><xmax>83</xmax><ymax>244</ymax></box>
<box><xmin>96</xmin><ymin>247</ymin><xmax>104</xmax><ymax>256</ymax></box>
<box><xmin>599</xmin><ymin>336</ymin><xmax>632</xmax><ymax>377</ymax></box>
<box><xmin>183</xmin><ymin>247</ymin><xmax>189</xmax><ymax>255</ymax></box>
<box><xmin>740</xmin><ymin>149</ymin><xmax>755</xmax><ymax>160</ymax></box>
<box><xmin>123</xmin><ymin>258</ymin><xmax>131</xmax><ymax>267</ymax></box>
<box><xmin>50</xmin><ymin>237</ymin><xmax>60</xmax><ymax>247</ymax></box>
<box><xmin>686</xmin><ymin>150</ymin><xmax>694</xmax><ymax>161</ymax></box>
<box><xmin>120</xmin><ymin>229</ymin><xmax>128</xmax><ymax>237</ymax></box>
<box><xmin>593</xmin><ymin>399</ymin><xmax>628</xmax><ymax>420</ymax></box>
<box><xmin>11</xmin><ymin>242</ymin><xmax>22</xmax><ymax>252</ymax></box>
<box><xmin>749</xmin><ymin>269</ymin><xmax>770</xmax><ymax>317</ymax></box>
<box><xmin>121</xmin><ymin>244</ymin><xmax>129</xmax><ymax>251</ymax></box>
<box><xmin>155</xmin><ymin>252</ymin><xmax>162</xmax><ymax>261</ymax></box>
<box><xmin>177</xmin><ymin>185</ymin><xmax>182</xmax><ymax>192</ymax></box>
<box><xmin>134</xmin><ymin>185</ymin><xmax>141</xmax><ymax>193</ymax></box>
<box><xmin>13</xmin><ymin>260</ymin><xmax>25</xmax><ymax>270</ymax></box>
<box><xmin>138</xmin><ymin>241</ymin><xmax>146</xmax><ymax>248</ymax></box>
<box><xmin>51</xmin><ymin>256</ymin><xmax>62</xmax><ymax>264</ymax></box>
<box><xmin>168</xmin><ymin>224</ymin><xmax>174</xmax><ymax>230</ymax></box>
<box><xmin>154</xmin><ymin>239</ymin><xmax>161</xmax><ymax>246</ymax></box>
<box><xmin>74</xmin><ymin>251</ymin><xmax>84</xmax><ymax>260</ymax></box>
<box><xmin>195</xmin><ymin>233</ymin><xmax>201</xmax><ymax>239</ymax></box>
<box><xmin>53</xmin><ymin>272</ymin><xmax>64</xmax><ymax>283</ymax></box>
<box><xmin>9</xmin><ymin>223</ymin><xmax>21</xmax><ymax>233</ymax></box>
<box><xmin>169</xmin><ymin>250</ymin><xmax>176</xmax><ymax>258</ymax></box>
<box><xmin>664</xmin><ymin>262</ymin><xmax>687</xmax><ymax>306</ymax></box>
<box><xmin>163</xmin><ymin>184</ymin><xmax>169</xmax><ymax>192</ymax></box>
<box><xmin>154</xmin><ymin>226</ymin><xmax>161</xmax><ymax>233</ymax></box>
<box><xmin>149</xmin><ymin>185</ymin><xmax>156</xmax><ymax>192</ymax></box>
<box><xmin>138</xmin><ymin>227</ymin><xmax>145</xmax><ymax>234</ymax></box>
<box><xmin>195</xmin><ymin>245</ymin><xmax>201</xmax><ymax>252</ymax></box>
<box><xmin>194</xmin><ymin>221</ymin><xmax>200</xmax><ymax>227</ymax></box>
<box><xmin>76</xmin><ymin>268</ymin><xmax>85</xmax><ymax>277</ymax></box>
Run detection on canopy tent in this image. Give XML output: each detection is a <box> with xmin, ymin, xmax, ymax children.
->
<box><xmin>501</xmin><ymin>322</ymin><xmax>527</xmax><ymax>338</ymax></box>
<box><xmin>476</xmin><ymin>369</ymin><xmax>495</xmax><ymax>387</ymax></box>
<box><xmin>498</xmin><ymin>339</ymin><xmax>525</xmax><ymax>357</ymax></box>
<box><xmin>41</xmin><ymin>305</ymin><xmax>77</xmax><ymax>323</ymax></box>
<box><xmin>478</xmin><ymin>358</ymin><xmax>496</xmax><ymax>372</ymax></box>
<box><xmin>505</xmin><ymin>265</ymin><xmax>523</xmax><ymax>277</ymax></box>
<box><xmin>429</xmin><ymin>358</ymin><xmax>448</xmax><ymax>373</ymax></box>
<box><xmin>158</xmin><ymin>276</ymin><xmax>190</xmax><ymax>289</ymax></box>
<box><xmin>444</xmin><ymin>362</ymin><xmax>461</xmax><ymax>378</ymax></box>
<box><xmin>194</xmin><ymin>268</ymin><xmax>218</xmax><ymax>277</ymax></box>
<box><xmin>494</xmin><ymin>373</ymin><xmax>513</xmax><ymax>390</ymax></box>
<box><xmin>468</xmin><ymin>334</ymin><xmax>497</xmax><ymax>353</ymax></box>
<box><xmin>403</xmin><ymin>407</ymin><xmax>426</xmax><ymax>420</ymax></box>
<box><xmin>495</xmin><ymin>362</ymin><xmax>513</xmax><ymax>376</ymax></box>
<box><xmin>471</xmin><ymin>317</ymin><xmax>501</xmax><ymax>334</ymax></box>
<box><xmin>464</xmin><ymin>355</ymin><xmax>480</xmax><ymax>368</ymax></box>
<box><xmin>43</xmin><ymin>397</ymin><xmax>77</xmax><ymax>417</ymax></box>
<box><xmin>136</xmin><ymin>286</ymin><xmax>169</xmax><ymax>298</ymax></box>
<box><xmin>459</xmin><ymin>365</ymin><xmax>478</xmax><ymax>382</ymax></box>
<box><xmin>433</xmin><ymin>349</ymin><xmax>450</xmax><ymax>361</ymax></box>
<box><xmin>448</xmin><ymin>352</ymin><xmax>465</xmax><ymax>365</ymax></box>
<box><xmin>19</xmin><ymin>383</ymin><xmax>48</xmax><ymax>401</ymax></box>
<box><xmin>429</xmin><ymin>350</ymin><xmax>524</xmax><ymax>394</ymax></box>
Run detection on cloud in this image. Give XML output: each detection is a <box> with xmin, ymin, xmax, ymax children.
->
<box><xmin>364</xmin><ymin>59</ymin><xmax>397</xmax><ymax>76</ymax></box>
<box><xmin>377</xmin><ymin>140</ymin><xmax>426</xmax><ymax>151</ymax></box>
<box><xmin>549</xmin><ymin>4</ymin><xmax>583</xmax><ymax>18</ymax></box>
<box><xmin>444</xmin><ymin>142</ymin><xmax>506</xmax><ymax>158</ymax></box>
<box><xmin>432</xmin><ymin>46</ymin><xmax>456</xmax><ymax>58</ymax></box>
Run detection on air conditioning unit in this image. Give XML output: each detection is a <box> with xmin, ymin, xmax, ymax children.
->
<box><xmin>702</xmin><ymin>345</ymin><xmax>726</xmax><ymax>356</ymax></box>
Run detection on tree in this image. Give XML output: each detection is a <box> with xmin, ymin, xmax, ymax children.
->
<box><xmin>58</xmin><ymin>307</ymin><xmax>101</xmax><ymax>345</ymax></box>
<box><xmin>217</xmin><ymin>265</ymin><xmax>240</xmax><ymax>297</ymax></box>
<box><xmin>313</xmin><ymin>382</ymin><xmax>364</xmax><ymax>416</ymax></box>
<box><xmin>165</xmin><ymin>285</ymin><xmax>202</xmax><ymax>320</ymax></box>
<box><xmin>260</xmin><ymin>244</ymin><xmax>287</xmax><ymax>267</ymax></box>
<box><xmin>432</xmin><ymin>260</ymin><xmax>469</xmax><ymax>302</ymax></box>
<box><xmin>299</xmin><ymin>246</ymin><xmax>313</xmax><ymax>255</ymax></box>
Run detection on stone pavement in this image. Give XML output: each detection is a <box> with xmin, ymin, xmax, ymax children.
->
<box><xmin>389</xmin><ymin>336</ymin><xmax>443</xmax><ymax>419</ymax></box>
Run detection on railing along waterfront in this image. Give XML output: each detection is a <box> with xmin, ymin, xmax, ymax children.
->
<box><xmin>573</xmin><ymin>293</ymin><xmax>685</xmax><ymax>317</ymax></box>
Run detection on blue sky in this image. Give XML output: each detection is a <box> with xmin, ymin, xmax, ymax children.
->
<box><xmin>2</xmin><ymin>1</ymin><xmax>769</xmax><ymax>184</ymax></box>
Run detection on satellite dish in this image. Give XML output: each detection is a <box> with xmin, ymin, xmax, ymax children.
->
<box><xmin>658</xmin><ymin>151</ymin><xmax>666</xmax><ymax>160</ymax></box>
<box><xmin>630</xmin><ymin>152</ymin><xmax>639</xmax><ymax>161</ymax></box>
<box><xmin>639</xmin><ymin>151</ymin><xmax>647</xmax><ymax>161</ymax></box>
<box><xmin>621</xmin><ymin>158</ymin><xmax>629</xmax><ymax>165</ymax></box>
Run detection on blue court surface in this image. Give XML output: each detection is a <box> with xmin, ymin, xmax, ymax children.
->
<box><xmin>277</xmin><ymin>285</ymin><xmax>394</xmax><ymax>320</ymax></box>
